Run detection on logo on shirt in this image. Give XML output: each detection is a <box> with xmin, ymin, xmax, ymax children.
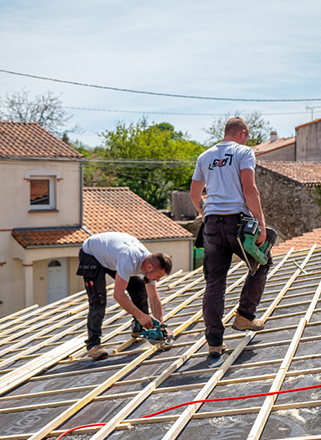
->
<box><xmin>208</xmin><ymin>154</ymin><xmax>233</xmax><ymax>170</ymax></box>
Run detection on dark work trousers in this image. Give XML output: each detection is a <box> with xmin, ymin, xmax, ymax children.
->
<box><xmin>77</xmin><ymin>248</ymin><xmax>149</xmax><ymax>350</ymax></box>
<box><xmin>203</xmin><ymin>214</ymin><xmax>273</xmax><ymax>347</ymax></box>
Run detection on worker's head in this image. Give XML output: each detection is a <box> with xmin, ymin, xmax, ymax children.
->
<box><xmin>224</xmin><ymin>117</ymin><xmax>250</xmax><ymax>145</ymax></box>
<box><xmin>143</xmin><ymin>253</ymin><xmax>172</xmax><ymax>283</ymax></box>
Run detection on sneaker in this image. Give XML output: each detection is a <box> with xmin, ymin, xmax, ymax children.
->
<box><xmin>131</xmin><ymin>318</ymin><xmax>143</xmax><ymax>338</ymax></box>
<box><xmin>87</xmin><ymin>345</ymin><xmax>108</xmax><ymax>360</ymax></box>
<box><xmin>208</xmin><ymin>342</ymin><xmax>227</xmax><ymax>356</ymax></box>
<box><xmin>232</xmin><ymin>312</ymin><xmax>264</xmax><ymax>332</ymax></box>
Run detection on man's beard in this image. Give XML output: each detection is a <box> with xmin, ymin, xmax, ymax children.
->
<box><xmin>143</xmin><ymin>276</ymin><xmax>150</xmax><ymax>284</ymax></box>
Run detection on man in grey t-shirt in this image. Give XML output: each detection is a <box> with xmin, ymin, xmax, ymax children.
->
<box><xmin>77</xmin><ymin>232</ymin><xmax>172</xmax><ymax>359</ymax></box>
<box><xmin>190</xmin><ymin>117</ymin><xmax>272</xmax><ymax>360</ymax></box>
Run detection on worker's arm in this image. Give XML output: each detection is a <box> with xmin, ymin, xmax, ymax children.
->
<box><xmin>113</xmin><ymin>273</ymin><xmax>154</xmax><ymax>328</ymax></box>
<box><xmin>240</xmin><ymin>168</ymin><xmax>266</xmax><ymax>246</ymax></box>
<box><xmin>145</xmin><ymin>283</ymin><xmax>163</xmax><ymax>322</ymax></box>
<box><xmin>190</xmin><ymin>179</ymin><xmax>206</xmax><ymax>217</ymax></box>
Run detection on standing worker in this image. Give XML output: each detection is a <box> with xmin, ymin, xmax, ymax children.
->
<box><xmin>190</xmin><ymin>117</ymin><xmax>272</xmax><ymax>358</ymax></box>
<box><xmin>77</xmin><ymin>231</ymin><xmax>172</xmax><ymax>359</ymax></box>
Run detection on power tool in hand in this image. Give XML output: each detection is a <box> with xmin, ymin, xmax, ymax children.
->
<box><xmin>140</xmin><ymin>318</ymin><xmax>174</xmax><ymax>345</ymax></box>
<box><xmin>237</xmin><ymin>217</ymin><xmax>277</xmax><ymax>275</ymax></box>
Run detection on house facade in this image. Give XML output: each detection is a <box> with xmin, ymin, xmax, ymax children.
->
<box><xmin>0</xmin><ymin>122</ymin><xmax>193</xmax><ymax>317</ymax></box>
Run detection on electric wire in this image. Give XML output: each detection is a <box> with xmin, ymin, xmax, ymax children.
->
<box><xmin>1</xmin><ymin>69</ymin><xmax>321</xmax><ymax>102</ymax></box>
<box><xmin>55</xmin><ymin>383</ymin><xmax>321</xmax><ymax>439</ymax></box>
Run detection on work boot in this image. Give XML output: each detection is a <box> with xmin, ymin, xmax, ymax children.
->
<box><xmin>232</xmin><ymin>312</ymin><xmax>264</xmax><ymax>332</ymax></box>
<box><xmin>131</xmin><ymin>318</ymin><xmax>143</xmax><ymax>338</ymax></box>
<box><xmin>208</xmin><ymin>342</ymin><xmax>227</xmax><ymax>356</ymax></box>
<box><xmin>87</xmin><ymin>345</ymin><xmax>108</xmax><ymax>360</ymax></box>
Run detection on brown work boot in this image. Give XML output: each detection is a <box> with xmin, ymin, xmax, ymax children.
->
<box><xmin>87</xmin><ymin>345</ymin><xmax>108</xmax><ymax>360</ymax></box>
<box><xmin>232</xmin><ymin>312</ymin><xmax>264</xmax><ymax>332</ymax></box>
<box><xmin>208</xmin><ymin>342</ymin><xmax>227</xmax><ymax>356</ymax></box>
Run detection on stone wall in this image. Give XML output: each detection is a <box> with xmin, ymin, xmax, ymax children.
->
<box><xmin>256</xmin><ymin>165</ymin><xmax>321</xmax><ymax>238</ymax></box>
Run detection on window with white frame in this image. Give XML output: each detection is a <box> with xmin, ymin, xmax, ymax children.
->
<box><xmin>25</xmin><ymin>170</ymin><xmax>62</xmax><ymax>211</ymax></box>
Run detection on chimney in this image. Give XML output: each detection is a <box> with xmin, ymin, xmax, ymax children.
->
<box><xmin>270</xmin><ymin>131</ymin><xmax>278</xmax><ymax>142</ymax></box>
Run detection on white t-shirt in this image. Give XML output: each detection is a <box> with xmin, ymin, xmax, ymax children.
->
<box><xmin>82</xmin><ymin>232</ymin><xmax>152</xmax><ymax>282</ymax></box>
<box><xmin>192</xmin><ymin>141</ymin><xmax>255</xmax><ymax>217</ymax></box>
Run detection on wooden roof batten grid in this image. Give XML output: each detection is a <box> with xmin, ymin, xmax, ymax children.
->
<box><xmin>1</xmin><ymin>247</ymin><xmax>321</xmax><ymax>439</ymax></box>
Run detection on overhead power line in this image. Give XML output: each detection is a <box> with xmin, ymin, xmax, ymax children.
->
<box><xmin>66</xmin><ymin>106</ymin><xmax>321</xmax><ymax>117</ymax></box>
<box><xmin>1</xmin><ymin>68</ymin><xmax>321</xmax><ymax>103</ymax></box>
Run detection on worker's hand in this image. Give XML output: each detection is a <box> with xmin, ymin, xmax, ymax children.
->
<box><xmin>138</xmin><ymin>314</ymin><xmax>155</xmax><ymax>329</ymax></box>
<box><xmin>256</xmin><ymin>227</ymin><xmax>266</xmax><ymax>248</ymax></box>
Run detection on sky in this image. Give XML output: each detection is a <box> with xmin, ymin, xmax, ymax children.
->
<box><xmin>1</xmin><ymin>0</ymin><xmax>321</xmax><ymax>147</ymax></box>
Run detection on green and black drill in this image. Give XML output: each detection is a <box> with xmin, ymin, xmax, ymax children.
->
<box><xmin>237</xmin><ymin>217</ymin><xmax>278</xmax><ymax>275</ymax></box>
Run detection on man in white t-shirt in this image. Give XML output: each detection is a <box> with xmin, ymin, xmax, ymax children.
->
<box><xmin>77</xmin><ymin>232</ymin><xmax>172</xmax><ymax>359</ymax></box>
<box><xmin>190</xmin><ymin>117</ymin><xmax>272</xmax><ymax>359</ymax></box>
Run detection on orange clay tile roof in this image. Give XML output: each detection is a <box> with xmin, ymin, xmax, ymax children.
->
<box><xmin>257</xmin><ymin>160</ymin><xmax>321</xmax><ymax>185</ymax></box>
<box><xmin>273</xmin><ymin>228</ymin><xmax>321</xmax><ymax>256</ymax></box>
<box><xmin>83</xmin><ymin>187</ymin><xmax>193</xmax><ymax>240</ymax></box>
<box><xmin>0</xmin><ymin>121</ymin><xmax>83</xmax><ymax>159</ymax></box>
<box><xmin>11</xmin><ymin>227</ymin><xmax>90</xmax><ymax>248</ymax></box>
<box><xmin>295</xmin><ymin>117</ymin><xmax>321</xmax><ymax>130</ymax></box>
<box><xmin>253</xmin><ymin>137</ymin><xmax>295</xmax><ymax>157</ymax></box>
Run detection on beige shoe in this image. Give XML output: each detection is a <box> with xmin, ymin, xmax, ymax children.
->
<box><xmin>87</xmin><ymin>345</ymin><xmax>108</xmax><ymax>360</ymax></box>
<box><xmin>232</xmin><ymin>312</ymin><xmax>264</xmax><ymax>332</ymax></box>
<box><xmin>208</xmin><ymin>342</ymin><xmax>227</xmax><ymax>356</ymax></box>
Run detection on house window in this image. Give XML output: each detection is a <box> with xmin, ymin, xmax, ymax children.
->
<box><xmin>25</xmin><ymin>170</ymin><xmax>62</xmax><ymax>212</ymax></box>
<box><xmin>30</xmin><ymin>177</ymin><xmax>55</xmax><ymax>210</ymax></box>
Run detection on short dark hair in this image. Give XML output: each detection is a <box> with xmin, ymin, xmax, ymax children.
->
<box><xmin>224</xmin><ymin>117</ymin><xmax>250</xmax><ymax>137</ymax></box>
<box><xmin>150</xmin><ymin>253</ymin><xmax>172</xmax><ymax>275</ymax></box>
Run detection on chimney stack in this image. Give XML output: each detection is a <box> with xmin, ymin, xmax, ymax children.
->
<box><xmin>270</xmin><ymin>131</ymin><xmax>278</xmax><ymax>142</ymax></box>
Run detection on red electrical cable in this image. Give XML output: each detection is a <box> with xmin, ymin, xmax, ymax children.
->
<box><xmin>55</xmin><ymin>384</ymin><xmax>321</xmax><ymax>439</ymax></box>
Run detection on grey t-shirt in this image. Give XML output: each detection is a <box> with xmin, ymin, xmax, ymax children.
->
<box><xmin>192</xmin><ymin>141</ymin><xmax>255</xmax><ymax>217</ymax></box>
<box><xmin>82</xmin><ymin>232</ymin><xmax>152</xmax><ymax>282</ymax></box>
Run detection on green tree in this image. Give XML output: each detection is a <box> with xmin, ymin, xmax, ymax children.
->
<box><xmin>205</xmin><ymin>111</ymin><xmax>273</xmax><ymax>147</ymax></box>
<box><xmin>75</xmin><ymin>119</ymin><xmax>205</xmax><ymax>209</ymax></box>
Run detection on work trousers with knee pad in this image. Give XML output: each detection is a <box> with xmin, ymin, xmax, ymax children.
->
<box><xmin>77</xmin><ymin>248</ymin><xmax>148</xmax><ymax>350</ymax></box>
<box><xmin>202</xmin><ymin>214</ymin><xmax>273</xmax><ymax>347</ymax></box>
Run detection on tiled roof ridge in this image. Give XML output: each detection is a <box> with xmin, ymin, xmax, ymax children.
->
<box><xmin>256</xmin><ymin>160</ymin><xmax>321</xmax><ymax>185</ymax></box>
<box><xmin>295</xmin><ymin>117</ymin><xmax>321</xmax><ymax>130</ymax></box>
<box><xmin>273</xmin><ymin>227</ymin><xmax>321</xmax><ymax>255</ymax></box>
<box><xmin>84</xmin><ymin>186</ymin><xmax>130</xmax><ymax>191</ymax></box>
<box><xmin>0</xmin><ymin>121</ymin><xmax>83</xmax><ymax>159</ymax></box>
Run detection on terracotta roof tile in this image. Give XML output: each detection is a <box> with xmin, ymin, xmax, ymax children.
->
<box><xmin>12</xmin><ymin>227</ymin><xmax>90</xmax><ymax>248</ymax></box>
<box><xmin>0</xmin><ymin>122</ymin><xmax>83</xmax><ymax>159</ymax></box>
<box><xmin>253</xmin><ymin>137</ymin><xmax>295</xmax><ymax>157</ymax></box>
<box><xmin>273</xmin><ymin>228</ymin><xmax>321</xmax><ymax>255</ymax></box>
<box><xmin>83</xmin><ymin>187</ymin><xmax>193</xmax><ymax>240</ymax></box>
<box><xmin>257</xmin><ymin>160</ymin><xmax>321</xmax><ymax>185</ymax></box>
<box><xmin>295</xmin><ymin>117</ymin><xmax>321</xmax><ymax>130</ymax></box>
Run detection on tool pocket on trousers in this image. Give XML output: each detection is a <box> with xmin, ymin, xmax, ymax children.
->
<box><xmin>203</xmin><ymin>231</ymin><xmax>221</xmax><ymax>246</ymax></box>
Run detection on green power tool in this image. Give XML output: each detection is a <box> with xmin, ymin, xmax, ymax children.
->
<box><xmin>237</xmin><ymin>217</ymin><xmax>278</xmax><ymax>275</ymax></box>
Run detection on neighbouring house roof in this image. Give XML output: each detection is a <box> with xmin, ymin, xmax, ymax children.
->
<box><xmin>257</xmin><ymin>160</ymin><xmax>321</xmax><ymax>186</ymax></box>
<box><xmin>273</xmin><ymin>228</ymin><xmax>321</xmax><ymax>256</ymax></box>
<box><xmin>0</xmin><ymin>121</ymin><xmax>83</xmax><ymax>159</ymax></box>
<box><xmin>295</xmin><ymin>117</ymin><xmax>321</xmax><ymax>130</ymax></box>
<box><xmin>12</xmin><ymin>187</ymin><xmax>193</xmax><ymax>248</ymax></box>
<box><xmin>253</xmin><ymin>136</ymin><xmax>295</xmax><ymax>157</ymax></box>
<box><xmin>11</xmin><ymin>227</ymin><xmax>90</xmax><ymax>248</ymax></box>
<box><xmin>2</xmin><ymin>246</ymin><xmax>321</xmax><ymax>439</ymax></box>
<box><xmin>83</xmin><ymin>186</ymin><xmax>193</xmax><ymax>240</ymax></box>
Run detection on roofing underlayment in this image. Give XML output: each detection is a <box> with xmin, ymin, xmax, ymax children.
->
<box><xmin>1</xmin><ymin>246</ymin><xmax>321</xmax><ymax>440</ymax></box>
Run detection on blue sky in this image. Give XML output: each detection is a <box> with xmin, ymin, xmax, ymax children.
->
<box><xmin>1</xmin><ymin>0</ymin><xmax>321</xmax><ymax>147</ymax></box>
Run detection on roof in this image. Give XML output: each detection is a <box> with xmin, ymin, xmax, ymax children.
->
<box><xmin>273</xmin><ymin>227</ymin><xmax>321</xmax><ymax>256</ymax></box>
<box><xmin>295</xmin><ymin>117</ymin><xmax>321</xmax><ymax>130</ymax></box>
<box><xmin>1</xmin><ymin>246</ymin><xmax>321</xmax><ymax>439</ymax></box>
<box><xmin>11</xmin><ymin>227</ymin><xmax>90</xmax><ymax>248</ymax></box>
<box><xmin>0</xmin><ymin>121</ymin><xmax>83</xmax><ymax>159</ymax></box>
<box><xmin>83</xmin><ymin>186</ymin><xmax>193</xmax><ymax>240</ymax></box>
<box><xmin>253</xmin><ymin>136</ymin><xmax>295</xmax><ymax>157</ymax></box>
<box><xmin>257</xmin><ymin>160</ymin><xmax>321</xmax><ymax>185</ymax></box>
<box><xmin>12</xmin><ymin>187</ymin><xmax>192</xmax><ymax>248</ymax></box>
